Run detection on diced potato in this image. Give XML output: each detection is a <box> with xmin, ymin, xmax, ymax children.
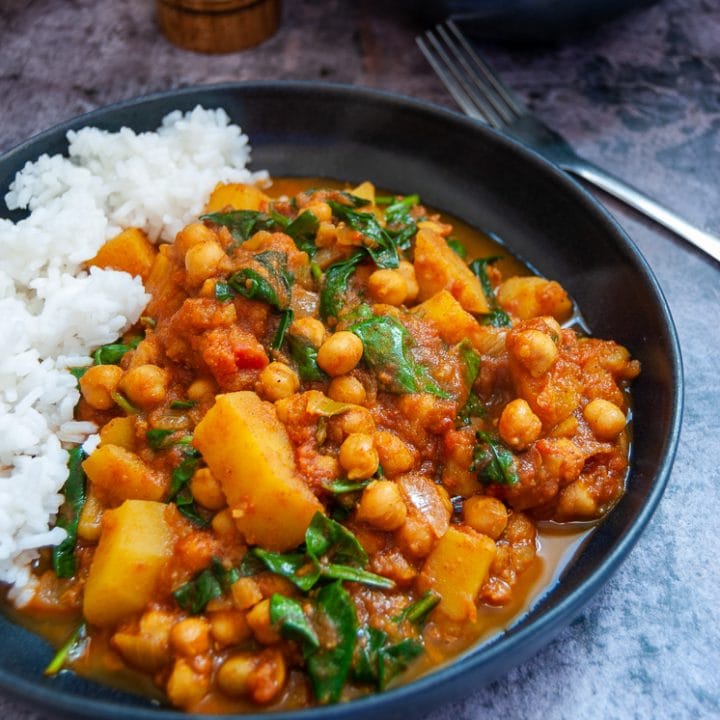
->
<box><xmin>205</xmin><ymin>182</ymin><xmax>269</xmax><ymax>212</ymax></box>
<box><xmin>83</xmin><ymin>500</ymin><xmax>174</xmax><ymax>626</ymax></box>
<box><xmin>82</xmin><ymin>444</ymin><xmax>166</xmax><ymax>505</ymax></box>
<box><xmin>193</xmin><ymin>392</ymin><xmax>323</xmax><ymax>551</ymax></box>
<box><xmin>413</xmin><ymin>289</ymin><xmax>488</xmax><ymax>348</ymax></box>
<box><xmin>144</xmin><ymin>244</ymin><xmax>187</xmax><ymax>319</ymax></box>
<box><xmin>419</xmin><ymin>526</ymin><xmax>496</xmax><ymax>622</ymax></box>
<box><xmin>350</xmin><ymin>181</ymin><xmax>375</xmax><ymax>205</ymax></box>
<box><xmin>496</xmin><ymin>276</ymin><xmax>572</xmax><ymax>322</ymax></box>
<box><xmin>88</xmin><ymin>228</ymin><xmax>157</xmax><ymax>281</ymax></box>
<box><xmin>99</xmin><ymin>416</ymin><xmax>136</xmax><ymax>450</ymax></box>
<box><xmin>414</xmin><ymin>228</ymin><xmax>489</xmax><ymax>314</ymax></box>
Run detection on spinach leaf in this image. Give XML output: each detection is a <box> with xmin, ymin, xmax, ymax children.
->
<box><xmin>354</xmin><ymin>626</ymin><xmax>423</xmax><ymax>690</ymax></box>
<box><xmin>328</xmin><ymin>201</ymin><xmax>399</xmax><ymax>269</ymax></box>
<box><xmin>146</xmin><ymin>428</ymin><xmax>174</xmax><ymax>450</ymax></box>
<box><xmin>285</xmin><ymin>210</ymin><xmax>319</xmax><ymax>257</ymax></box>
<box><xmin>269</xmin><ymin>594</ymin><xmax>319</xmax><ymax>649</ymax></box>
<box><xmin>456</xmin><ymin>339</ymin><xmax>484</xmax><ymax>425</ymax></box>
<box><xmin>469</xmin><ymin>257</ymin><xmax>511</xmax><ymax>327</ymax></box>
<box><xmin>69</xmin><ymin>366</ymin><xmax>88</xmax><ymax>381</ymax></box>
<box><xmin>272</xmin><ymin>308</ymin><xmax>294</xmax><ymax>351</ymax></box>
<box><xmin>111</xmin><ymin>391</ymin><xmax>138</xmax><ymax>415</ymax></box>
<box><xmin>44</xmin><ymin>623</ymin><xmax>88</xmax><ymax>676</ymax></box>
<box><xmin>215</xmin><ymin>281</ymin><xmax>234</xmax><ymax>302</ymax></box>
<box><xmin>245</xmin><ymin>548</ymin><xmax>320</xmax><ymax>592</ymax></box>
<box><xmin>350</xmin><ymin>315</ymin><xmax>450</xmax><ymax>398</ymax></box>
<box><xmin>305</xmin><ymin>512</ymin><xmax>368</xmax><ymax>566</ymax></box>
<box><xmin>168</xmin><ymin>448</ymin><xmax>207</xmax><ymax>525</ymax></box>
<box><xmin>228</xmin><ymin>250</ymin><xmax>293</xmax><ymax>310</ymax></box>
<box><xmin>337</xmin><ymin>191</ymin><xmax>371</xmax><ymax>208</ymax></box>
<box><xmin>384</xmin><ymin>194</ymin><xmax>419</xmax><ymax>251</ymax></box>
<box><xmin>51</xmin><ymin>447</ymin><xmax>87</xmax><ymax>579</ymax></box>
<box><xmin>173</xmin><ymin>557</ymin><xmax>239</xmax><ymax>614</ymax></box>
<box><xmin>287</xmin><ymin>334</ymin><xmax>326</xmax><ymax>382</ymax></box>
<box><xmin>446</xmin><ymin>237</ymin><xmax>467</xmax><ymax>259</ymax></box>
<box><xmin>319</xmin><ymin>253</ymin><xmax>364</xmax><ymax>321</ymax></box>
<box><xmin>322</xmin><ymin>479</ymin><xmax>371</xmax><ymax>494</ymax></box>
<box><xmin>472</xmin><ymin>431</ymin><xmax>518</xmax><ymax>485</ymax></box>
<box><xmin>200</xmin><ymin>210</ymin><xmax>276</xmax><ymax>245</ymax></box>
<box><xmin>322</xmin><ymin>563</ymin><xmax>394</xmax><ymax>589</ymax></box>
<box><xmin>92</xmin><ymin>336</ymin><xmax>141</xmax><ymax>365</ymax></box>
<box><xmin>394</xmin><ymin>590</ymin><xmax>440</xmax><ymax>626</ymax></box>
<box><xmin>306</xmin><ymin>581</ymin><xmax>358</xmax><ymax>704</ymax></box>
<box><xmin>170</xmin><ymin>399</ymin><xmax>196</xmax><ymax>410</ymax></box>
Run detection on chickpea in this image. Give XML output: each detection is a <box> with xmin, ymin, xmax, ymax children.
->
<box><xmin>118</xmin><ymin>364</ymin><xmax>169</xmax><ymax>409</ymax></box>
<box><xmin>328</xmin><ymin>375</ymin><xmax>367</xmax><ymax>405</ymax></box>
<box><xmin>367</xmin><ymin>269</ymin><xmax>408</xmax><ymax>306</ymax></box>
<box><xmin>187</xmin><ymin>377</ymin><xmax>216</xmax><ymax>401</ymax></box>
<box><xmin>357</xmin><ymin>480</ymin><xmax>407</xmax><ymax>531</ymax></box>
<box><xmin>246</xmin><ymin>599</ymin><xmax>281</xmax><ymax>645</ymax></box>
<box><xmin>190</xmin><ymin>467</ymin><xmax>225</xmax><ymax>510</ymax></box>
<box><xmin>210</xmin><ymin>610</ymin><xmax>251</xmax><ymax>647</ymax></box>
<box><xmin>249</xmin><ymin>649</ymin><xmax>287</xmax><ymax>704</ymax></box>
<box><xmin>170</xmin><ymin>617</ymin><xmax>211</xmax><ymax>656</ymax></box>
<box><xmin>79</xmin><ymin>365</ymin><xmax>124</xmax><ymax>410</ymax></box>
<box><xmin>511</xmin><ymin>329</ymin><xmax>558</xmax><ymax>377</ymax></box>
<box><xmin>397</xmin><ymin>260</ymin><xmax>419</xmax><ymax>302</ymax></box>
<box><xmin>185</xmin><ymin>240</ymin><xmax>225</xmax><ymax>286</ymax></box>
<box><xmin>337</xmin><ymin>407</ymin><xmax>376</xmax><ymax>436</ymax></box>
<box><xmin>583</xmin><ymin>398</ymin><xmax>626</xmax><ymax>440</ymax></box>
<box><xmin>166</xmin><ymin>658</ymin><xmax>209</xmax><ymax>709</ymax></box>
<box><xmin>175</xmin><ymin>222</ymin><xmax>217</xmax><ymax>258</ymax></box>
<box><xmin>217</xmin><ymin>653</ymin><xmax>258</xmax><ymax>697</ymax></box>
<box><xmin>463</xmin><ymin>496</ymin><xmax>508</xmax><ymax>539</ymax></box>
<box><xmin>212</xmin><ymin>508</ymin><xmax>238</xmax><ymax>538</ymax></box>
<box><xmin>339</xmin><ymin>432</ymin><xmax>379</xmax><ymax>480</ymax></box>
<box><xmin>258</xmin><ymin>362</ymin><xmax>299</xmax><ymax>401</ymax></box>
<box><xmin>373</xmin><ymin>430</ymin><xmax>415</xmax><ymax>477</ymax></box>
<box><xmin>290</xmin><ymin>316</ymin><xmax>326</xmax><ymax>348</ymax></box>
<box><xmin>498</xmin><ymin>398</ymin><xmax>543</xmax><ymax>450</ymax></box>
<box><xmin>317</xmin><ymin>331</ymin><xmax>364</xmax><ymax>376</ymax></box>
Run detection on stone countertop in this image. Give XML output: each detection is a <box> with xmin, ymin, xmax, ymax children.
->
<box><xmin>1</xmin><ymin>0</ymin><xmax>718</xmax><ymax>718</ymax></box>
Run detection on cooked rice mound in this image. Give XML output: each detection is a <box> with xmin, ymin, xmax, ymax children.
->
<box><xmin>0</xmin><ymin>106</ymin><xmax>264</xmax><ymax>602</ymax></box>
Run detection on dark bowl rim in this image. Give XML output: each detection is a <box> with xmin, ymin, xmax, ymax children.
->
<box><xmin>0</xmin><ymin>80</ymin><xmax>684</xmax><ymax>720</ymax></box>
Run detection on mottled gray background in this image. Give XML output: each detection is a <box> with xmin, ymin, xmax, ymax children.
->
<box><xmin>1</xmin><ymin>0</ymin><xmax>719</xmax><ymax>718</ymax></box>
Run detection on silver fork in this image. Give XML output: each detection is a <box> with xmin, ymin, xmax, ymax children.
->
<box><xmin>417</xmin><ymin>20</ymin><xmax>720</xmax><ymax>264</ymax></box>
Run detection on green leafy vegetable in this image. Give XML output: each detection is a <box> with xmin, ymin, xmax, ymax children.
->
<box><xmin>215</xmin><ymin>281</ymin><xmax>234</xmax><ymax>303</ymax></box>
<box><xmin>111</xmin><ymin>391</ymin><xmax>138</xmax><ymax>415</ymax></box>
<box><xmin>469</xmin><ymin>257</ymin><xmax>511</xmax><ymax>327</ymax></box>
<box><xmin>69</xmin><ymin>367</ymin><xmax>88</xmax><ymax>381</ymax></box>
<box><xmin>200</xmin><ymin>210</ymin><xmax>276</xmax><ymax>246</ymax></box>
<box><xmin>306</xmin><ymin>582</ymin><xmax>358</xmax><ymax>704</ymax></box>
<box><xmin>337</xmin><ymin>191</ymin><xmax>371</xmax><ymax>208</ymax></box>
<box><xmin>284</xmin><ymin>210</ymin><xmax>319</xmax><ymax>256</ymax></box>
<box><xmin>44</xmin><ymin>623</ymin><xmax>88</xmax><ymax>676</ymax></box>
<box><xmin>269</xmin><ymin>594</ymin><xmax>319</xmax><ymax>649</ymax></box>
<box><xmin>394</xmin><ymin>590</ymin><xmax>441</xmax><ymax>626</ymax></box>
<box><xmin>92</xmin><ymin>337</ymin><xmax>141</xmax><ymax>366</ymax></box>
<box><xmin>350</xmin><ymin>314</ymin><xmax>449</xmax><ymax>398</ymax></box>
<box><xmin>272</xmin><ymin>308</ymin><xmax>294</xmax><ymax>351</ymax></box>
<box><xmin>354</xmin><ymin>626</ymin><xmax>423</xmax><ymax>690</ymax></box>
<box><xmin>146</xmin><ymin>428</ymin><xmax>174</xmax><ymax>450</ymax></box>
<box><xmin>287</xmin><ymin>334</ymin><xmax>326</xmax><ymax>382</ymax></box>
<box><xmin>446</xmin><ymin>237</ymin><xmax>467</xmax><ymax>259</ymax></box>
<box><xmin>170</xmin><ymin>399</ymin><xmax>196</xmax><ymax>410</ymax></box>
<box><xmin>384</xmin><ymin>194</ymin><xmax>419</xmax><ymax>250</ymax></box>
<box><xmin>168</xmin><ymin>448</ymin><xmax>206</xmax><ymax>525</ymax></box>
<box><xmin>51</xmin><ymin>447</ymin><xmax>87</xmax><ymax>578</ymax></box>
<box><xmin>456</xmin><ymin>339</ymin><xmax>484</xmax><ymax>425</ymax></box>
<box><xmin>246</xmin><ymin>549</ymin><xmax>319</xmax><ymax>592</ymax></box>
<box><xmin>319</xmin><ymin>253</ymin><xmax>364</xmax><ymax>321</ymax></box>
<box><xmin>328</xmin><ymin>201</ymin><xmax>399</xmax><ymax>268</ymax></box>
<box><xmin>173</xmin><ymin>557</ymin><xmax>239</xmax><ymax>614</ymax></box>
<box><xmin>322</xmin><ymin>479</ymin><xmax>371</xmax><ymax>494</ymax></box>
<box><xmin>305</xmin><ymin>512</ymin><xmax>368</xmax><ymax>565</ymax></box>
<box><xmin>472</xmin><ymin>431</ymin><xmax>518</xmax><ymax>485</ymax></box>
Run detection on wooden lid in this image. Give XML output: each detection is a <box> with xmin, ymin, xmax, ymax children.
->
<box><xmin>156</xmin><ymin>0</ymin><xmax>281</xmax><ymax>54</ymax></box>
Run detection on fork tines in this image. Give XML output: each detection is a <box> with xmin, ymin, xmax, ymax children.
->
<box><xmin>416</xmin><ymin>19</ymin><xmax>526</xmax><ymax>130</ymax></box>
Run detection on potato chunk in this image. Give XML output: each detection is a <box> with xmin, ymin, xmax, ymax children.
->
<box><xmin>88</xmin><ymin>227</ymin><xmax>157</xmax><ymax>281</ymax></box>
<box><xmin>193</xmin><ymin>392</ymin><xmax>323</xmax><ymax>551</ymax></box>
<box><xmin>205</xmin><ymin>182</ymin><xmax>269</xmax><ymax>212</ymax></box>
<box><xmin>83</xmin><ymin>500</ymin><xmax>174</xmax><ymax>627</ymax></box>
<box><xmin>419</xmin><ymin>526</ymin><xmax>496</xmax><ymax>622</ymax></box>
<box><xmin>414</xmin><ymin>228</ymin><xmax>489</xmax><ymax>314</ymax></box>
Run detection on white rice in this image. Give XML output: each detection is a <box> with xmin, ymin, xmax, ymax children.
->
<box><xmin>0</xmin><ymin>106</ymin><xmax>265</xmax><ymax>604</ymax></box>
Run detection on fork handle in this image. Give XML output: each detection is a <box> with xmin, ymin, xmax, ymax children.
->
<box><xmin>562</xmin><ymin>159</ymin><xmax>720</xmax><ymax>263</ymax></box>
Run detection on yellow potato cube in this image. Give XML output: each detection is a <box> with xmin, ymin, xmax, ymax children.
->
<box><xmin>414</xmin><ymin>228</ymin><xmax>489</xmax><ymax>314</ymax></box>
<box><xmin>350</xmin><ymin>181</ymin><xmax>375</xmax><ymax>205</ymax></box>
<box><xmin>413</xmin><ymin>290</ymin><xmax>486</xmax><ymax>346</ymax></box>
<box><xmin>205</xmin><ymin>182</ymin><xmax>269</xmax><ymax>212</ymax></box>
<box><xmin>419</xmin><ymin>526</ymin><xmax>496</xmax><ymax>622</ymax></box>
<box><xmin>83</xmin><ymin>500</ymin><xmax>174</xmax><ymax>627</ymax></box>
<box><xmin>193</xmin><ymin>392</ymin><xmax>323</xmax><ymax>551</ymax></box>
<box><xmin>88</xmin><ymin>228</ymin><xmax>156</xmax><ymax>281</ymax></box>
<box><xmin>99</xmin><ymin>416</ymin><xmax>136</xmax><ymax>450</ymax></box>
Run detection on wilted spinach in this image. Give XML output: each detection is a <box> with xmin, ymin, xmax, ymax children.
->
<box><xmin>168</xmin><ymin>447</ymin><xmax>207</xmax><ymax>525</ymax></box>
<box><xmin>456</xmin><ymin>339</ymin><xmax>484</xmax><ymax>426</ymax></box>
<box><xmin>319</xmin><ymin>252</ymin><xmax>364</xmax><ymax>321</ymax></box>
<box><xmin>173</xmin><ymin>557</ymin><xmax>240</xmax><ymax>614</ymax></box>
<box><xmin>287</xmin><ymin>334</ymin><xmax>326</xmax><ymax>382</ymax></box>
<box><xmin>92</xmin><ymin>336</ymin><xmax>141</xmax><ymax>365</ymax></box>
<box><xmin>354</xmin><ymin>626</ymin><xmax>424</xmax><ymax>691</ymax></box>
<box><xmin>469</xmin><ymin>257</ymin><xmax>511</xmax><ymax>327</ymax></box>
<box><xmin>51</xmin><ymin>447</ymin><xmax>87</xmax><ymax>578</ymax></box>
<box><xmin>471</xmin><ymin>431</ymin><xmax>518</xmax><ymax>485</ymax></box>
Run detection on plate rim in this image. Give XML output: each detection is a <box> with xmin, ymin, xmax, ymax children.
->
<box><xmin>0</xmin><ymin>80</ymin><xmax>684</xmax><ymax>720</ymax></box>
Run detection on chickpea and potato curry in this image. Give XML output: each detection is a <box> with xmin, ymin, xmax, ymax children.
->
<box><xmin>23</xmin><ymin>179</ymin><xmax>639</xmax><ymax>711</ymax></box>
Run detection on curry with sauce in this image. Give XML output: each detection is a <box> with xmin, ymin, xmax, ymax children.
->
<box><xmin>13</xmin><ymin>178</ymin><xmax>640</xmax><ymax>712</ymax></box>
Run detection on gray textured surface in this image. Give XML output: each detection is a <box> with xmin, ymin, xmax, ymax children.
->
<box><xmin>1</xmin><ymin>0</ymin><xmax>719</xmax><ymax>718</ymax></box>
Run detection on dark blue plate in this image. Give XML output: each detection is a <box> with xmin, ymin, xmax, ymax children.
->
<box><xmin>0</xmin><ymin>82</ymin><xmax>682</xmax><ymax>720</ymax></box>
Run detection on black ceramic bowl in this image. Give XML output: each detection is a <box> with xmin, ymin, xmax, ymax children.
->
<box><xmin>0</xmin><ymin>82</ymin><xmax>682</xmax><ymax>720</ymax></box>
